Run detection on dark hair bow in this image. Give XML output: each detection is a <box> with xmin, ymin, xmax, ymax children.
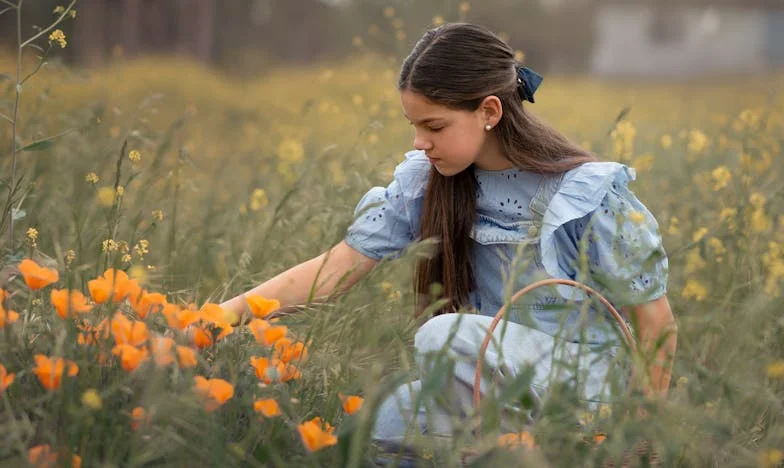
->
<box><xmin>516</xmin><ymin>66</ymin><xmax>543</xmax><ymax>103</ymax></box>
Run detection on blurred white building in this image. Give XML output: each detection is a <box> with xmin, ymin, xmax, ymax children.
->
<box><xmin>590</xmin><ymin>0</ymin><xmax>784</xmax><ymax>78</ymax></box>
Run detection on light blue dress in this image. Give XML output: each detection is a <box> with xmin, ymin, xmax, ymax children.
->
<box><xmin>343</xmin><ymin>150</ymin><xmax>669</xmax><ymax>455</ymax></box>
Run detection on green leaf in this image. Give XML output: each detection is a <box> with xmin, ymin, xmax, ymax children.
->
<box><xmin>19</xmin><ymin>139</ymin><xmax>54</xmax><ymax>152</ymax></box>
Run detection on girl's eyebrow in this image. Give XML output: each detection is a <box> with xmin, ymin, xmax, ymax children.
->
<box><xmin>403</xmin><ymin>115</ymin><xmax>445</xmax><ymax>125</ymax></box>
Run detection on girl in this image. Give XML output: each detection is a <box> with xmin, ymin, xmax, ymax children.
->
<box><xmin>221</xmin><ymin>22</ymin><xmax>676</xmax><ymax>459</ymax></box>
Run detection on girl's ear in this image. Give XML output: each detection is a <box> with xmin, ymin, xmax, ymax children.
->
<box><xmin>478</xmin><ymin>95</ymin><xmax>503</xmax><ymax>128</ymax></box>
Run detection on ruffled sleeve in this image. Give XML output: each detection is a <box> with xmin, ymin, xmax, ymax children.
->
<box><xmin>540</xmin><ymin>162</ymin><xmax>668</xmax><ymax>306</ymax></box>
<box><xmin>344</xmin><ymin>150</ymin><xmax>430</xmax><ymax>260</ymax></box>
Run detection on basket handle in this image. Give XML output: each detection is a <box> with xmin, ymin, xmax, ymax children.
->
<box><xmin>472</xmin><ymin>278</ymin><xmax>637</xmax><ymax>414</ymax></box>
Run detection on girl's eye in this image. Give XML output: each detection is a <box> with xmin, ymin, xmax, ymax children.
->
<box><xmin>428</xmin><ymin>126</ymin><xmax>444</xmax><ymax>132</ymax></box>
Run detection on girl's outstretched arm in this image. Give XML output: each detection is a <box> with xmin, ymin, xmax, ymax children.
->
<box><xmin>623</xmin><ymin>295</ymin><xmax>677</xmax><ymax>400</ymax></box>
<box><xmin>220</xmin><ymin>241</ymin><xmax>378</xmax><ymax>325</ymax></box>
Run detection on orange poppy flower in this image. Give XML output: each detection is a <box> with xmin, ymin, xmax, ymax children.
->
<box><xmin>200</xmin><ymin>303</ymin><xmax>234</xmax><ymax>340</ymax></box>
<box><xmin>176</xmin><ymin>345</ymin><xmax>198</xmax><ymax>368</ymax></box>
<box><xmin>131</xmin><ymin>406</ymin><xmax>150</xmax><ymax>430</ymax></box>
<box><xmin>0</xmin><ymin>303</ymin><xmax>19</xmax><ymax>328</ymax></box>
<box><xmin>19</xmin><ymin>259</ymin><xmax>59</xmax><ymax>290</ymax></box>
<box><xmin>163</xmin><ymin>304</ymin><xmax>200</xmax><ymax>330</ymax></box>
<box><xmin>246</xmin><ymin>295</ymin><xmax>281</xmax><ymax>318</ymax></box>
<box><xmin>339</xmin><ymin>394</ymin><xmax>364</xmax><ymax>415</ymax></box>
<box><xmin>0</xmin><ymin>364</ymin><xmax>15</xmax><ymax>392</ymax></box>
<box><xmin>111</xmin><ymin>312</ymin><xmax>149</xmax><ymax>346</ymax></box>
<box><xmin>498</xmin><ymin>430</ymin><xmax>536</xmax><ymax>449</ymax></box>
<box><xmin>151</xmin><ymin>336</ymin><xmax>175</xmax><ymax>367</ymax></box>
<box><xmin>0</xmin><ymin>288</ymin><xmax>10</xmax><ymax>301</ymax></box>
<box><xmin>248</xmin><ymin>318</ymin><xmax>287</xmax><ymax>346</ymax></box>
<box><xmin>112</xmin><ymin>344</ymin><xmax>149</xmax><ymax>372</ymax></box>
<box><xmin>253</xmin><ymin>398</ymin><xmax>281</xmax><ymax>417</ymax></box>
<box><xmin>276</xmin><ymin>361</ymin><xmax>301</xmax><ymax>382</ymax></box>
<box><xmin>50</xmin><ymin>289</ymin><xmax>93</xmax><ymax>319</ymax></box>
<box><xmin>273</xmin><ymin>338</ymin><xmax>308</xmax><ymax>364</ymax></box>
<box><xmin>130</xmin><ymin>291</ymin><xmax>167</xmax><ymax>319</ymax></box>
<box><xmin>250</xmin><ymin>356</ymin><xmax>273</xmax><ymax>383</ymax></box>
<box><xmin>297</xmin><ymin>416</ymin><xmax>338</xmax><ymax>452</ymax></box>
<box><xmin>28</xmin><ymin>444</ymin><xmax>82</xmax><ymax>468</ymax></box>
<box><xmin>191</xmin><ymin>326</ymin><xmax>213</xmax><ymax>349</ymax></box>
<box><xmin>33</xmin><ymin>355</ymin><xmax>79</xmax><ymax>391</ymax></box>
<box><xmin>593</xmin><ymin>432</ymin><xmax>607</xmax><ymax>444</ymax></box>
<box><xmin>193</xmin><ymin>376</ymin><xmax>234</xmax><ymax>412</ymax></box>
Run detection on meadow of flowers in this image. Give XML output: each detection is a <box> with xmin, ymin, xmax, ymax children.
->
<box><xmin>1</xmin><ymin>5</ymin><xmax>784</xmax><ymax>467</ymax></box>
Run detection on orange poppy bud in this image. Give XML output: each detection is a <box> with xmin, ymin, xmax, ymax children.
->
<box><xmin>339</xmin><ymin>394</ymin><xmax>364</xmax><ymax>415</ymax></box>
<box><xmin>18</xmin><ymin>259</ymin><xmax>59</xmax><ymax>290</ymax></box>
<box><xmin>0</xmin><ymin>364</ymin><xmax>15</xmax><ymax>392</ymax></box>
<box><xmin>131</xmin><ymin>406</ymin><xmax>149</xmax><ymax>430</ymax></box>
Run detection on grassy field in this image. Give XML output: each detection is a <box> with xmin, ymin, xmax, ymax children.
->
<box><xmin>1</xmin><ymin>45</ymin><xmax>784</xmax><ymax>467</ymax></box>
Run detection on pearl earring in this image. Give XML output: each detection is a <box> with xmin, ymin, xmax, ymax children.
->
<box><xmin>485</xmin><ymin>124</ymin><xmax>492</xmax><ymax>131</ymax></box>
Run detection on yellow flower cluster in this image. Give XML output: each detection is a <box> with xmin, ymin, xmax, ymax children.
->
<box><xmin>48</xmin><ymin>29</ymin><xmax>67</xmax><ymax>48</ymax></box>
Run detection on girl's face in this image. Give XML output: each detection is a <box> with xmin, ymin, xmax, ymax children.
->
<box><xmin>400</xmin><ymin>89</ymin><xmax>509</xmax><ymax>176</ymax></box>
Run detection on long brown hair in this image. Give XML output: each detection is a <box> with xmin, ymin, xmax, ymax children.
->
<box><xmin>400</xmin><ymin>23</ymin><xmax>598</xmax><ymax>317</ymax></box>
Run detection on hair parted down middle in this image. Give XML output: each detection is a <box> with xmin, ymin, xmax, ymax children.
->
<box><xmin>399</xmin><ymin>23</ymin><xmax>598</xmax><ymax>317</ymax></box>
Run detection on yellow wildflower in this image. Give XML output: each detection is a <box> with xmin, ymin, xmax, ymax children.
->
<box><xmin>102</xmin><ymin>239</ymin><xmax>118</xmax><ymax>252</ymax></box>
<box><xmin>48</xmin><ymin>29</ymin><xmax>67</xmax><ymax>48</ymax></box>
<box><xmin>64</xmin><ymin>250</ymin><xmax>76</xmax><ymax>266</ymax></box>
<box><xmin>514</xmin><ymin>50</ymin><xmax>525</xmax><ymax>63</ymax></box>
<box><xmin>707</xmin><ymin>238</ymin><xmax>726</xmax><ymax>258</ymax></box>
<box><xmin>134</xmin><ymin>240</ymin><xmax>150</xmax><ymax>257</ymax></box>
<box><xmin>116</xmin><ymin>185</ymin><xmax>124</xmax><ymax>197</ymax></box>
<box><xmin>660</xmin><ymin>134</ymin><xmax>672</xmax><ymax>149</ymax></box>
<box><xmin>598</xmin><ymin>404</ymin><xmax>612</xmax><ymax>419</ymax></box>
<box><xmin>631</xmin><ymin>153</ymin><xmax>654</xmax><ymax>172</ymax></box>
<box><xmin>760</xmin><ymin>449</ymin><xmax>784</xmax><ymax>468</ymax></box>
<box><xmin>121</xmin><ymin>254</ymin><xmax>132</xmax><ymax>263</ymax></box>
<box><xmin>610</xmin><ymin>121</ymin><xmax>636</xmax><ymax>161</ymax></box>
<box><xmin>766</xmin><ymin>361</ymin><xmax>784</xmax><ymax>379</ymax></box>
<box><xmin>82</xmin><ymin>389</ymin><xmax>102</xmax><ymax>410</ymax></box>
<box><xmin>97</xmin><ymin>187</ymin><xmax>115</xmax><ymax>207</ymax></box>
<box><xmin>687</xmin><ymin>129</ymin><xmax>709</xmax><ymax>155</ymax></box>
<box><xmin>85</xmin><ymin>172</ymin><xmax>99</xmax><ymax>184</ymax></box>
<box><xmin>711</xmin><ymin>166</ymin><xmax>732</xmax><ymax>191</ymax></box>
<box><xmin>383</xmin><ymin>6</ymin><xmax>395</xmax><ymax>18</ymax></box>
<box><xmin>692</xmin><ymin>227</ymin><xmax>709</xmax><ymax>243</ymax></box>
<box><xmin>459</xmin><ymin>1</ymin><xmax>471</xmax><ymax>13</ymax></box>
<box><xmin>751</xmin><ymin>210</ymin><xmax>772</xmax><ymax>233</ymax></box>
<box><xmin>749</xmin><ymin>192</ymin><xmax>766</xmax><ymax>209</ymax></box>
<box><xmin>432</xmin><ymin>15</ymin><xmax>445</xmax><ymax>26</ymax></box>
<box><xmin>277</xmin><ymin>138</ymin><xmax>304</xmax><ymax>164</ymax></box>
<box><xmin>26</xmin><ymin>228</ymin><xmax>38</xmax><ymax>247</ymax></box>
<box><xmin>128</xmin><ymin>150</ymin><xmax>142</xmax><ymax>162</ymax></box>
<box><xmin>682</xmin><ymin>279</ymin><xmax>708</xmax><ymax>301</ymax></box>
<box><xmin>250</xmin><ymin>189</ymin><xmax>268</xmax><ymax>211</ymax></box>
<box><xmin>152</xmin><ymin>209</ymin><xmax>164</xmax><ymax>221</ymax></box>
<box><xmin>675</xmin><ymin>376</ymin><xmax>688</xmax><ymax>388</ymax></box>
<box><xmin>667</xmin><ymin>216</ymin><xmax>680</xmax><ymax>236</ymax></box>
<box><xmin>685</xmin><ymin>249</ymin><xmax>706</xmax><ymax>274</ymax></box>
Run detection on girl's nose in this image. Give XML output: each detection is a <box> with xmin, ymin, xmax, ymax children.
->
<box><xmin>413</xmin><ymin>133</ymin><xmax>432</xmax><ymax>151</ymax></box>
